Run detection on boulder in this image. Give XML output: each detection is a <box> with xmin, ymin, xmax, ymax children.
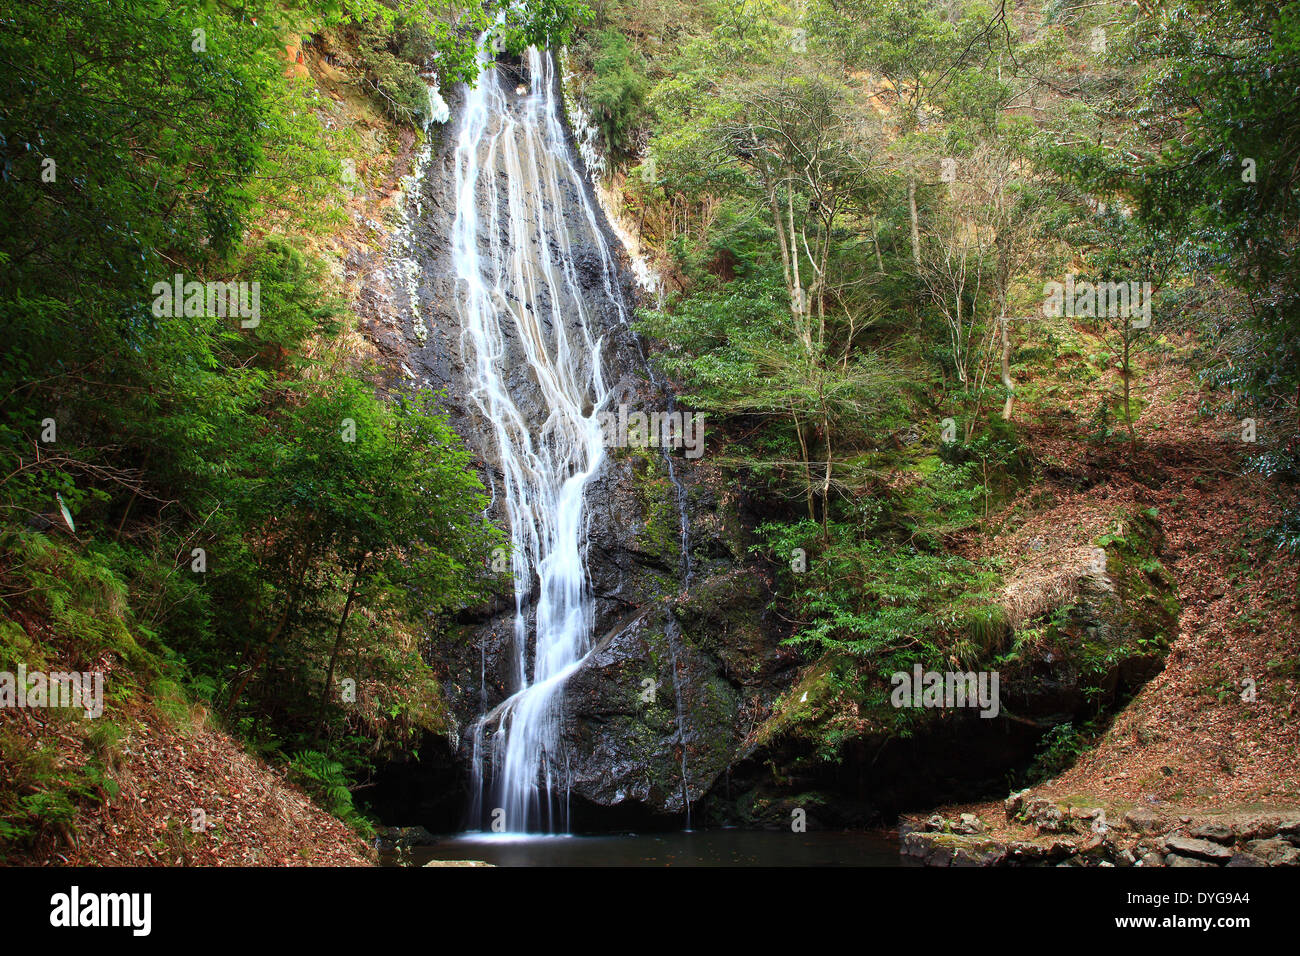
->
<box><xmin>1189</xmin><ymin>822</ymin><xmax>1234</xmax><ymax>844</ymax></box>
<box><xmin>1005</xmin><ymin>789</ymin><xmax>1030</xmax><ymax>821</ymax></box>
<box><xmin>901</xmin><ymin>832</ymin><xmax>1007</xmax><ymax>867</ymax></box>
<box><xmin>423</xmin><ymin>859</ymin><xmax>492</xmax><ymax>867</ymax></box>
<box><xmin>1123</xmin><ymin>806</ymin><xmax>1168</xmax><ymax>833</ymax></box>
<box><xmin>1164</xmin><ymin>833</ymin><xmax>1233</xmax><ymax>863</ymax></box>
<box><xmin>1046</xmin><ymin>839</ymin><xmax>1078</xmax><ymax>860</ymax></box>
<box><xmin>1276</xmin><ymin>816</ymin><xmax>1300</xmax><ymax>840</ymax></box>
<box><xmin>558</xmin><ymin>608</ymin><xmax>745</xmax><ymax>814</ymax></box>
<box><xmin>1007</xmin><ymin>841</ymin><xmax>1047</xmax><ymax>864</ymax></box>
<box><xmin>1245</xmin><ymin>838</ymin><xmax>1300</xmax><ymax>866</ymax></box>
<box><xmin>950</xmin><ymin>840</ymin><xmax>1007</xmax><ymax>866</ymax></box>
<box><xmin>1024</xmin><ymin>798</ymin><xmax>1072</xmax><ymax>834</ymax></box>
<box><xmin>1072</xmin><ymin>807</ymin><xmax>1106</xmax><ymax>832</ymax></box>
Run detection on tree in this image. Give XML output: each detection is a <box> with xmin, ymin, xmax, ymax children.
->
<box><xmin>918</xmin><ymin>142</ymin><xmax>1048</xmax><ymax>433</ymax></box>
<box><xmin>812</xmin><ymin>0</ymin><xmax>1010</xmax><ymax>266</ymax></box>
<box><xmin>1131</xmin><ymin>1</ymin><xmax>1300</xmax><ymax>453</ymax></box>
<box><xmin>220</xmin><ymin>378</ymin><xmax>496</xmax><ymax>721</ymax></box>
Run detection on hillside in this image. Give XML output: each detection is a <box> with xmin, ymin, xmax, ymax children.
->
<box><xmin>1</xmin><ymin>0</ymin><xmax>1297</xmax><ymax>874</ymax></box>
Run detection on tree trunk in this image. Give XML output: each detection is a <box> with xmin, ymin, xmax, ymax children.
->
<box><xmin>908</xmin><ymin>178</ymin><xmax>921</xmax><ymax>267</ymax></box>
<box><xmin>1123</xmin><ymin>334</ymin><xmax>1136</xmax><ymax>450</ymax></box>
<box><xmin>316</xmin><ymin>553</ymin><xmax>366</xmax><ymax>741</ymax></box>
<box><xmin>792</xmin><ymin>413</ymin><xmax>815</xmax><ymax>521</ymax></box>
<box><xmin>1000</xmin><ymin>316</ymin><xmax>1015</xmax><ymax>420</ymax></box>
<box><xmin>786</xmin><ymin>184</ymin><xmax>811</xmax><ymax>351</ymax></box>
<box><xmin>821</xmin><ymin>413</ymin><xmax>833</xmax><ymax>541</ymax></box>
<box><xmin>225</xmin><ymin>540</ymin><xmax>312</xmax><ymax>718</ymax></box>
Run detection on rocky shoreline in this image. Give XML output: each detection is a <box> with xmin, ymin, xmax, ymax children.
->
<box><xmin>901</xmin><ymin>793</ymin><xmax>1300</xmax><ymax>867</ymax></box>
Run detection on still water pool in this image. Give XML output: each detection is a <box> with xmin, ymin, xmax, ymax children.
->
<box><xmin>390</xmin><ymin>829</ymin><xmax>901</xmax><ymax>867</ymax></box>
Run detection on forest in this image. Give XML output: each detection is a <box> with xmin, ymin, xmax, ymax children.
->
<box><xmin>1</xmin><ymin>0</ymin><xmax>1298</xmax><ymax>877</ymax></box>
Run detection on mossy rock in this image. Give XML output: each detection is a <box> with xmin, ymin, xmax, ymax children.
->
<box><xmin>558</xmin><ymin>608</ymin><xmax>744</xmax><ymax>815</ymax></box>
<box><xmin>1013</xmin><ymin>505</ymin><xmax>1177</xmax><ymax>711</ymax></box>
<box><xmin>733</xmin><ymin>506</ymin><xmax>1180</xmax><ymax>810</ymax></box>
<box><xmin>623</xmin><ymin>446</ymin><xmax>683</xmax><ymax>568</ymax></box>
<box><xmin>672</xmin><ymin>569</ymin><xmax>774</xmax><ymax>683</ymax></box>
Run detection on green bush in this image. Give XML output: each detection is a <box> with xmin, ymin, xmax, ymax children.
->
<box><xmin>357</xmin><ymin>19</ymin><xmax>439</xmax><ymax>127</ymax></box>
<box><xmin>289</xmin><ymin>750</ymin><xmax>373</xmax><ymax>836</ymax></box>
<box><xmin>585</xmin><ymin>29</ymin><xmax>647</xmax><ymax>160</ymax></box>
<box><xmin>756</xmin><ymin>517</ymin><xmax>1003</xmax><ymax>664</ymax></box>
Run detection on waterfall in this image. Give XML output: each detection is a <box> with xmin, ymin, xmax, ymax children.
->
<box><xmin>558</xmin><ymin>48</ymin><xmax>662</xmax><ymax>304</ymax></box>
<box><xmin>456</xmin><ymin>43</ymin><xmax>631</xmax><ymax>834</ymax></box>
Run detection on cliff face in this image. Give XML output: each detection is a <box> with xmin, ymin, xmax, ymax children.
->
<box><xmin>338</xmin><ymin>36</ymin><xmax>1213</xmax><ymax>836</ymax></box>
<box><xmin>359</xmin><ymin>55</ymin><xmax>796</xmax><ymax>826</ymax></box>
<box><xmin>354</xmin><ymin>51</ymin><xmax>1192</xmax><ymax>834</ymax></box>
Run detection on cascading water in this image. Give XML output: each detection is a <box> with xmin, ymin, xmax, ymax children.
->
<box><xmin>454</xmin><ymin>42</ymin><xmax>634</xmax><ymax>834</ymax></box>
<box><xmin>553</xmin><ymin>65</ymin><xmax>695</xmax><ymax>822</ymax></box>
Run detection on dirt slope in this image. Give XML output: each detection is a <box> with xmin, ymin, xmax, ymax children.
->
<box><xmin>937</xmin><ymin>333</ymin><xmax>1300</xmax><ymax>833</ymax></box>
<box><xmin>4</xmin><ymin>704</ymin><xmax>373</xmax><ymax>866</ymax></box>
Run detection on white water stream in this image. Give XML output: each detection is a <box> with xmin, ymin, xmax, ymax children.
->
<box><xmin>456</xmin><ymin>44</ymin><xmax>632</xmax><ymax>833</ymax></box>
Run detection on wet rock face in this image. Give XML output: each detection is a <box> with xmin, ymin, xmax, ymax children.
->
<box><xmin>557</xmin><ymin>454</ymin><xmax>801</xmax><ymax>817</ymax></box>
<box><xmin>559</xmin><ymin>608</ymin><xmax>741</xmax><ymax>814</ymax></box>
<box><xmin>386</xmin><ymin>69</ymin><xmax>791</xmax><ymax>823</ymax></box>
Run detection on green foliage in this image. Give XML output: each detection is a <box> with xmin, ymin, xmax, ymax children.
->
<box><xmin>288</xmin><ymin>750</ymin><xmax>372</xmax><ymax>835</ymax></box>
<box><xmin>0</xmin><ymin>530</ymin><xmax>149</xmax><ymax>676</ymax></box>
<box><xmin>0</xmin><ymin>0</ymin><xmax>510</xmax><ymax>837</ymax></box>
<box><xmin>346</xmin><ymin>0</ymin><xmax>595</xmax><ymax>96</ymax></box>
<box><xmin>1027</xmin><ymin>722</ymin><xmax>1088</xmax><ymax>782</ymax></box>
<box><xmin>583</xmin><ymin>29</ymin><xmax>648</xmax><ymax>159</ymax></box>
<box><xmin>498</xmin><ymin>0</ymin><xmax>595</xmax><ymax>57</ymax></box>
<box><xmin>1144</xmin><ymin>2</ymin><xmax>1300</xmax><ymax>538</ymax></box>
<box><xmin>1132</xmin><ymin>1</ymin><xmax>1300</xmax><ymax>390</ymax></box>
<box><xmin>619</xmin><ymin>2</ymin><xmax>1041</xmax><ymax>759</ymax></box>
<box><xmin>356</xmin><ymin>17</ymin><xmax>442</xmax><ymax>126</ymax></box>
<box><xmin>756</xmin><ymin>517</ymin><xmax>1002</xmax><ymax>664</ymax></box>
<box><xmin>0</xmin><ymin>531</ymin><xmax>151</xmax><ymax>857</ymax></box>
<box><xmin>0</xmin><ymin>728</ymin><xmax>84</xmax><ymax>857</ymax></box>
<box><xmin>1028</xmin><ymin>0</ymin><xmax>1300</xmax><ymax>534</ymax></box>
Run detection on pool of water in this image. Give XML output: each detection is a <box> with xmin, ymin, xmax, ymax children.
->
<box><xmin>388</xmin><ymin>829</ymin><xmax>901</xmax><ymax>867</ymax></box>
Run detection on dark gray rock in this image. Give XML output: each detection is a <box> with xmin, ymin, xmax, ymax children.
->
<box><xmin>950</xmin><ymin>841</ymin><xmax>1007</xmax><ymax>866</ymax></box>
<box><xmin>1046</xmin><ymin>839</ymin><xmax>1078</xmax><ymax>860</ymax></box>
<box><xmin>557</xmin><ymin>607</ymin><xmax>744</xmax><ymax>813</ymax></box>
<box><xmin>1164</xmin><ymin>834</ymin><xmax>1234</xmax><ymax>863</ymax></box>
<box><xmin>1245</xmin><ymin>837</ymin><xmax>1300</xmax><ymax>866</ymax></box>
<box><xmin>1277</xmin><ymin>816</ymin><xmax>1300</xmax><ymax>840</ymax></box>
<box><xmin>901</xmin><ymin>832</ymin><xmax>1007</xmax><ymax>867</ymax></box>
<box><xmin>1189</xmin><ymin>822</ymin><xmax>1234</xmax><ymax>844</ymax></box>
<box><xmin>1025</xmin><ymin>798</ymin><xmax>1072</xmax><ymax>834</ymax></box>
<box><xmin>1007</xmin><ymin>841</ymin><xmax>1046</xmax><ymax>863</ymax></box>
